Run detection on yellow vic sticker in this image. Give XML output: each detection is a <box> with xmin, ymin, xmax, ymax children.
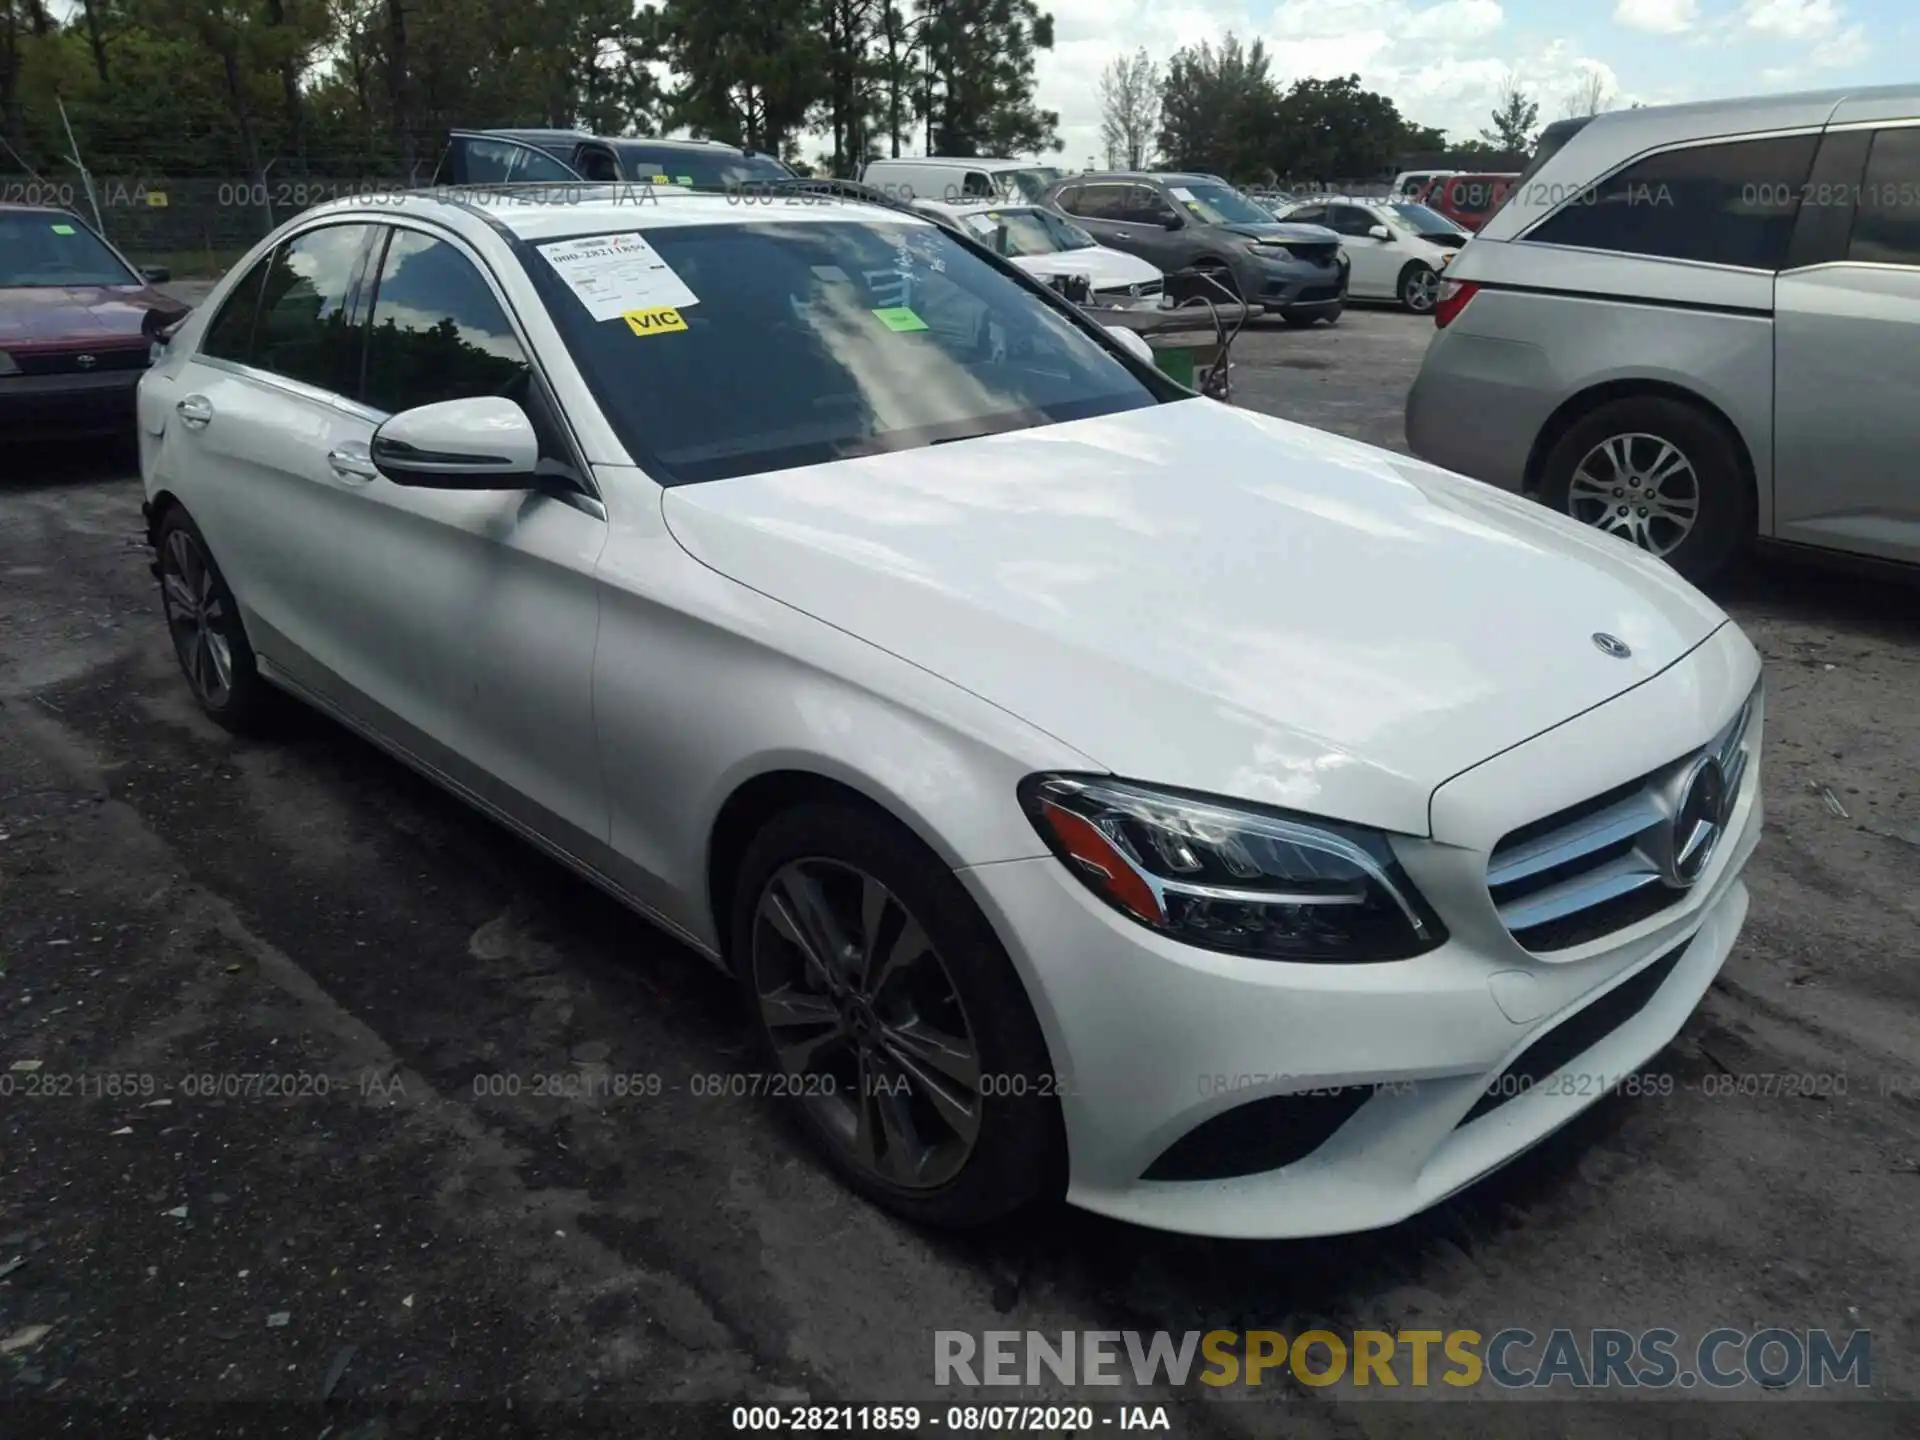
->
<box><xmin>651</xmin><ymin>174</ymin><xmax>670</xmax><ymax>183</ymax></box>
<box><xmin>624</xmin><ymin>306</ymin><xmax>688</xmax><ymax>336</ymax></box>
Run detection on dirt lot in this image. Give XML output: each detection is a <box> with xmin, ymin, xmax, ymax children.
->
<box><xmin>2</xmin><ymin>300</ymin><xmax>1917</xmax><ymax>1437</ymax></box>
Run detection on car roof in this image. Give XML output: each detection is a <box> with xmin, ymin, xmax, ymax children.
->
<box><xmin>1066</xmin><ymin>171</ymin><xmax>1225</xmax><ymax>186</ymax></box>
<box><xmin>870</xmin><ymin>156</ymin><xmax>1030</xmax><ymax>169</ymax></box>
<box><xmin>305</xmin><ymin>187</ymin><xmax>931</xmax><ymax>244</ymax></box>
<box><xmin>474</xmin><ymin>127</ymin><xmax>761</xmax><ymax>158</ymax></box>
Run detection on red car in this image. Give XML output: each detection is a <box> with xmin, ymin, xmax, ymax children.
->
<box><xmin>1415</xmin><ymin>172</ymin><xmax>1518</xmax><ymax>233</ymax></box>
<box><xmin>0</xmin><ymin>204</ymin><xmax>187</xmax><ymax>442</ymax></box>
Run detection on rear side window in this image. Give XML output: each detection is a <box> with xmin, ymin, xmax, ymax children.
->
<box><xmin>252</xmin><ymin>224</ymin><xmax>374</xmax><ymax>393</ymax></box>
<box><xmin>961</xmin><ymin>171</ymin><xmax>996</xmax><ymax>199</ymax></box>
<box><xmin>1847</xmin><ymin>126</ymin><xmax>1920</xmax><ymax>267</ymax></box>
<box><xmin>1526</xmin><ymin>134</ymin><xmax>1818</xmax><ymax>270</ymax></box>
<box><xmin>1064</xmin><ymin>184</ymin><xmax>1128</xmax><ymax>220</ymax></box>
<box><xmin>361</xmin><ymin>230</ymin><xmax>530</xmax><ymax>414</ymax></box>
<box><xmin>458</xmin><ymin>137</ymin><xmax>580</xmax><ymax>184</ymax></box>
<box><xmin>200</xmin><ymin>255</ymin><xmax>274</xmax><ymax>364</ymax></box>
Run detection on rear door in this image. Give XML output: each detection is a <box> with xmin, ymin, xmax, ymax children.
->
<box><xmin>1327</xmin><ymin>204</ymin><xmax>1395</xmax><ymax>296</ymax></box>
<box><xmin>1056</xmin><ymin>183</ymin><xmax>1138</xmax><ymax>254</ymax></box>
<box><xmin>1773</xmin><ymin>120</ymin><xmax>1920</xmax><ymax>563</ymax></box>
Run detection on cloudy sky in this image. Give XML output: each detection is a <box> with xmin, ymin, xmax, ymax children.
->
<box><xmin>1030</xmin><ymin>0</ymin><xmax>1904</xmax><ymax>165</ymax></box>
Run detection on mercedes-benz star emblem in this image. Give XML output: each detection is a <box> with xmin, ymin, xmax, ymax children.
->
<box><xmin>1592</xmin><ymin>632</ymin><xmax>1631</xmax><ymax>659</ymax></box>
<box><xmin>1664</xmin><ymin>755</ymin><xmax>1732</xmax><ymax>887</ymax></box>
<box><xmin>75</xmin><ymin>353</ymin><xmax>97</xmax><ymax>370</ymax></box>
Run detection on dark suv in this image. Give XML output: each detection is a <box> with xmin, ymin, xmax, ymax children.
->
<box><xmin>1044</xmin><ymin>171</ymin><xmax>1347</xmax><ymax>324</ymax></box>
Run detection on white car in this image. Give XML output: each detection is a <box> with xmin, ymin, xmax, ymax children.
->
<box><xmin>137</xmin><ymin>186</ymin><xmax>1763</xmax><ymax>1240</ymax></box>
<box><xmin>1276</xmin><ymin>197</ymin><xmax>1468</xmax><ymax>313</ymax></box>
<box><xmin>912</xmin><ymin>198</ymin><xmax>1163</xmax><ymax>301</ymax></box>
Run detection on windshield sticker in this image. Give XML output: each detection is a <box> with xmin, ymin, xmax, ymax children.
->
<box><xmin>623</xmin><ymin>306</ymin><xmax>688</xmax><ymax>337</ymax></box>
<box><xmin>1168</xmin><ymin>187</ymin><xmax>1196</xmax><ymax>202</ymax></box>
<box><xmin>811</xmin><ymin>265</ymin><xmax>852</xmax><ymax>283</ymax></box>
<box><xmin>539</xmin><ymin>232</ymin><xmax>699</xmax><ymax>321</ymax></box>
<box><xmin>675</xmin><ymin>175</ymin><xmax>693</xmax><ymax>186</ymax></box>
<box><xmin>871</xmin><ymin>306</ymin><xmax>929</xmax><ymax>333</ymax></box>
<box><xmin>650</xmin><ymin>174</ymin><xmax>670</xmax><ymax>183</ymax></box>
<box><xmin>50</xmin><ymin>223</ymin><xmax>76</xmax><ymax>234</ymax></box>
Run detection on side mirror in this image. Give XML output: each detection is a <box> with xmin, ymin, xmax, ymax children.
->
<box><xmin>141</xmin><ymin>304</ymin><xmax>190</xmax><ymax>342</ymax></box>
<box><xmin>1161</xmin><ymin>213</ymin><xmax>1184</xmax><ymax>230</ymax></box>
<box><xmin>1367</xmin><ymin>225</ymin><xmax>1392</xmax><ymax>241</ymax></box>
<box><xmin>1103</xmin><ymin>325</ymin><xmax>1155</xmax><ymax>365</ymax></box>
<box><xmin>370</xmin><ymin>397</ymin><xmax>539</xmax><ymax>489</ymax></box>
<box><xmin>140</xmin><ymin>264</ymin><xmax>172</xmax><ymax>283</ymax></box>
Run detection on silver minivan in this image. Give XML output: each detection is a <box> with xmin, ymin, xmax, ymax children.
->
<box><xmin>1406</xmin><ymin>84</ymin><xmax>1920</xmax><ymax>582</ymax></box>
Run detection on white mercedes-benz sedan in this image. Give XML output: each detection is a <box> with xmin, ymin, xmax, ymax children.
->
<box><xmin>136</xmin><ymin>180</ymin><xmax>1763</xmax><ymax>1240</ymax></box>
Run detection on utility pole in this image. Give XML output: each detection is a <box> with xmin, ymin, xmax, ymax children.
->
<box><xmin>57</xmin><ymin>97</ymin><xmax>106</xmax><ymax>236</ymax></box>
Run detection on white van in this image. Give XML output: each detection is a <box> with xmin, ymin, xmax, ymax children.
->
<box><xmin>860</xmin><ymin>157</ymin><xmax>1065</xmax><ymax>205</ymax></box>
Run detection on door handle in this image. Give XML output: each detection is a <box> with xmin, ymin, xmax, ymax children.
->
<box><xmin>327</xmin><ymin>444</ymin><xmax>379</xmax><ymax>483</ymax></box>
<box><xmin>176</xmin><ymin>395</ymin><xmax>213</xmax><ymax>428</ymax></box>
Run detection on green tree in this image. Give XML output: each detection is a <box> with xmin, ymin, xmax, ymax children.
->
<box><xmin>1481</xmin><ymin>72</ymin><xmax>1538</xmax><ymax>152</ymax></box>
<box><xmin>918</xmin><ymin>0</ymin><xmax>1058</xmax><ymax>157</ymax></box>
<box><xmin>660</xmin><ymin>0</ymin><xmax>820</xmax><ymax>154</ymax></box>
<box><xmin>1270</xmin><ymin>74</ymin><xmax>1416</xmax><ymax>183</ymax></box>
<box><xmin>1156</xmin><ymin>33</ymin><xmax>1274</xmax><ymax>180</ymax></box>
<box><xmin>1097</xmin><ymin>46</ymin><xmax>1157</xmax><ymax>170</ymax></box>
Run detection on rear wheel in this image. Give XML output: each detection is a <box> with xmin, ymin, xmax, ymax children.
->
<box><xmin>153</xmin><ymin>506</ymin><xmax>276</xmax><ymax>733</ymax></box>
<box><xmin>730</xmin><ymin>802</ymin><xmax>1065</xmax><ymax>1229</ymax></box>
<box><xmin>1538</xmin><ymin>396</ymin><xmax>1751</xmax><ymax>583</ymax></box>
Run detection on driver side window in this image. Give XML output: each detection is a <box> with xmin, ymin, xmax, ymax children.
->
<box><xmin>1126</xmin><ymin>185</ymin><xmax>1178</xmax><ymax>225</ymax></box>
<box><xmin>360</xmin><ymin>229</ymin><xmax>531</xmax><ymax>416</ymax></box>
<box><xmin>1330</xmin><ymin>206</ymin><xmax>1379</xmax><ymax>237</ymax></box>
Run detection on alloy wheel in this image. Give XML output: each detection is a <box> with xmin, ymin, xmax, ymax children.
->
<box><xmin>751</xmin><ymin>858</ymin><xmax>982</xmax><ymax>1189</ymax></box>
<box><xmin>1402</xmin><ymin>267</ymin><xmax>1439</xmax><ymax>313</ymax></box>
<box><xmin>160</xmin><ymin>528</ymin><xmax>233</xmax><ymax>706</ymax></box>
<box><xmin>1566</xmin><ymin>432</ymin><xmax>1700</xmax><ymax>557</ymax></box>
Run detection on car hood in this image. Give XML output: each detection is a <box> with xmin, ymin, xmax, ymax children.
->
<box><xmin>660</xmin><ymin>402</ymin><xmax>1728</xmax><ymax>836</ymax></box>
<box><xmin>1010</xmin><ymin>246</ymin><xmax>1160</xmax><ymax>289</ymax></box>
<box><xmin>1218</xmin><ymin>221</ymin><xmax>1340</xmax><ymax>245</ymax></box>
<box><xmin>0</xmin><ymin>284</ymin><xmax>178</xmax><ymax>348</ymax></box>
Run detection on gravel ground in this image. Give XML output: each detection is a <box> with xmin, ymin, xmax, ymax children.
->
<box><xmin>1</xmin><ymin>296</ymin><xmax>1916</xmax><ymax>1438</ymax></box>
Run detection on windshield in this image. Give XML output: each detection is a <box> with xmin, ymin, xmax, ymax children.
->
<box><xmin>1170</xmin><ymin>181</ymin><xmax>1274</xmax><ymax>227</ymax></box>
<box><xmin>0</xmin><ymin>211</ymin><xmax>138</xmax><ymax>287</ymax></box>
<box><xmin>529</xmin><ymin>220</ymin><xmax>1167</xmax><ymax>485</ymax></box>
<box><xmin>1388</xmin><ymin>203</ymin><xmax>1463</xmax><ymax>234</ymax></box>
<box><xmin>619</xmin><ymin>147</ymin><xmax>795</xmax><ymax>191</ymax></box>
<box><xmin>1000</xmin><ymin>167</ymin><xmax>1063</xmax><ymax>202</ymax></box>
<box><xmin>959</xmin><ymin>207</ymin><xmax>1095</xmax><ymax>256</ymax></box>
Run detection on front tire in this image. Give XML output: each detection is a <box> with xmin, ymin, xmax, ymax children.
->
<box><xmin>1399</xmin><ymin>262</ymin><xmax>1439</xmax><ymax>314</ymax></box>
<box><xmin>729</xmin><ymin>802</ymin><xmax>1065</xmax><ymax>1229</ymax></box>
<box><xmin>1538</xmin><ymin>396</ymin><xmax>1751</xmax><ymax>583</ymax></box>
<box><xmin>153</xmin><ymin>505</ymin><xmax>276</xmax><ymax>734</ymax></box>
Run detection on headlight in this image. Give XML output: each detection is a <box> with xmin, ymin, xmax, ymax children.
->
<box><xmin>1018</xmin><ymin>775</ymin><xmax>1447</xmax><ymax>963</ymax></box>
<box><xmin>0</xmin><ymin>351</ymin><xmax>18</xmax><ymax>376</ymax></box>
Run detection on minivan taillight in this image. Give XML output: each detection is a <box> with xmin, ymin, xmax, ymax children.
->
<box><xmin>1433</xmin><ymin>279</ymin><xmax>1479</xmax><ymax>329</ymax></box>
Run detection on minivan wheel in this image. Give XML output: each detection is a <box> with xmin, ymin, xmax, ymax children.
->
<box><xmin>729</xmin><ymin>802</ymin><xmax>1065</xmax><ymax>1229</ymax></box>
<box><xmin>1399</xmin><ymin>263</ymin><xmax>1440</xmax><ymax>313</ymax></box>
<box><xmin>1539</xmin><ymin>397</ymin><xmax>1750</xmax><ymax>583</ymax></box>
<box><xmin>153</xmin><ymin>506</ymin><xmax>276</xmax><ymax>733</ymax></box>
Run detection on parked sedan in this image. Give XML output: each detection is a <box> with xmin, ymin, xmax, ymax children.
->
<box><xmin>911</xmin><ymin>198</ymin><xmax>1164</xmax><ymax>300</ymax></box>
<box><xmin>139</xmin><ymin>189</ymin><xmax>1763</xmax><ymax>1240</ymax></box>
<box><xmin>1276</xmin><ymin>198</ymin><xmax>1467</xmax><ymax>313</ymax></box>
<box><xmin>0</xmin><ymin>204</ymin><xmax>183</xmax><ymax>441</ymax></box>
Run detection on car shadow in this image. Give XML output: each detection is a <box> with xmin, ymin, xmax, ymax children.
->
<box><xmin>1711</xmin><ymin>549</ymin><xmax>1920</xmax><ymax>645</ymax></box>
<box><xmin>8</xmin><ymin>437</ymin><xmax>140</xmax><ymax>490</ymax></box>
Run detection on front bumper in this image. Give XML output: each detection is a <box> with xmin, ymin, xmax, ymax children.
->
<box><xmin>0</xmin><ymin>370</ymin><xmax>142</xmax><ymax>440</ymax></box>
<box><xmin>959</xmin><ymin>623</ymin><xmax>1764</xmax><ymax>1239</ymax></box>
<box><xmin>1236</xmin><ymin>251</ymin><xmax>1346</xmax><ymax>312</ymax></box>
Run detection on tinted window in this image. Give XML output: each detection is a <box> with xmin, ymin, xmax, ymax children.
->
<box><xmin>459</xmin><ymin>137</ymin><xmax>581</xmax><ymax>184</ymax></box>
<box><xmin>200</xmin><ymin>254</ymin><xmax>274</xmax><ymax>363</ymax></box>
<box><xmin>618</xmin><ymin>146</ymin><xmax>794</xmax><ymax>190</ymax></box>
<box><xmin>362</xmin><ymin>230</ymin><xmax>531</xmax><ymax>414</ymax></box>
<box><xmin>1527</xmin><ymin>135</ymin><xmax>1817</xmax><ymax>270</ymax></box>
<box><xmin>253</xmin><ymin>224</ymin><xmax>373</xmax><ymax>393</ymax></box>
<box><xmin>0</xmin><ymin>211</ymin><xmax>137</xmax><ymax>287</ymax></box>
<box><xmin>530</xmin><ymin>219</ymin><xmax>1168</xmax><ymax>485</ymax></box>
<box><xmin>575</xmin><ymin>147</ymin><xmax>621</xmax><ymax>182</ymax></box>
<box><xmin>960</xmin><ymin>171</ymin><xmax>996</xmax><ymax>199</ymax></box>
<box><xmin>1848</xmin><ymin>127</ymin><xmax>1920</xmax><ymax>267</ymax></box>
<box><xmin>1286</xmin><ymin>205</ymin><xmax>1328</xmax><ymax>225</ymax></box>
<box><xmin>1327</xmin><ymin>206</ymin><xmax>1378</xmax><ymax>237</ymax></box>
<box><xmin>1125</xmin><ymin>185</ymin><xmax>1178</xmax><ymax>224</ymax></box>
<box><xmin>1066</xmin><ymin>184</ymin><xmax>1129</xmax><ymax>220</ymax></box>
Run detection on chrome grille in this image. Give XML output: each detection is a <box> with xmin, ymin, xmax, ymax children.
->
<box><xmin>1097</xmin><ymin>278</ymin><xmax>1162</xmax><ymax>298</ymax></box>
<box><xmin>1487</xmin><ymin>685</ymin><xmax>1759</xmax><ymax>952</ymax></box>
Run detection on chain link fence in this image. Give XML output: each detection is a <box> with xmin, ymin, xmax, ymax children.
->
<box><xmin>1</xmin><ymin>157</ymin><xmax>431</xmax><ymax>274</ymax></box>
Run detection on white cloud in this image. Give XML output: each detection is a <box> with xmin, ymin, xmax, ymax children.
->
<box><xmin>1741</xmin><ymin>0</ymin><xmax>1844</xmax><ymax>41</ymax></box>
<box><xmin>1612</xmin><ymin>0</ymin><xmax>1699</xmax><ymax>35</ymax></box>
<box><xmin>1812</xmin><ymin>21</ymin><xmax>1870</xmax><ymax>66</ymax></box>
